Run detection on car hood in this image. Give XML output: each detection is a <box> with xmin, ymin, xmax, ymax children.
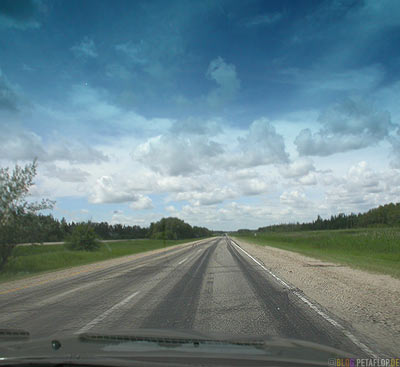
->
<box><xmin>0</xmin><ymin>328</ymin><xmax>354</xmax><ymax>366</ymax></box>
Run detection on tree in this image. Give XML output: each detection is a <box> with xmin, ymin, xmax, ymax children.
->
<box><xmin>65</xmin><ymin>223</ymin><xmax>100</xmax><ymax>251</ymax></box>
<box><xmin>0</xmin><ymin>160</ymin><xmax>54</xmax><ymax>271</ymax></box>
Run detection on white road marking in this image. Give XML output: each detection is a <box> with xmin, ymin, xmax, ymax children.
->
<box><xmin>229</xmin><ymin>238</ymin><xmax>379</xmax><ymax>359</ymax></box>
<box><xmin>75</xmin><ymin>291</ymin><xmax>140</xmax><ymax>334</ymax></box>
<box><xmin>178</xmin><ymin>248</ymin><xmax>204</xmax><ymax>265</ymax></box>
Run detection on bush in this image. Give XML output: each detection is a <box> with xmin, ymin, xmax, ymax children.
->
<box><xmin>65</xmin><ymin>224</ymin><xmax>100</xmax><ymax>251</ymax></box>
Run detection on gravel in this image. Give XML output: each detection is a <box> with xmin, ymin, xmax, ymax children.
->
<box><xmin>233</xmin><ymin>237</ymin><xmax>400</xmax><ymax>357</ymax></box>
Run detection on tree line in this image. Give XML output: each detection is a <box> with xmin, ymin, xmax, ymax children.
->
<box><xmin>16</xmin><ymin>214</ymin><xmax>212</xmax><ymax>243</ymax></box>
<box><xmin>256</xmin><ymin>202</ymin><xmax>400</xmax><ymax>233</ymax></box>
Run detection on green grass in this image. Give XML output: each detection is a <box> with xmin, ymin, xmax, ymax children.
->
<box><xmin>0</xmin><ymin>238</ymin><xmax>197</xmax><ymax>283</ymax></box>
<box><xmin>234</xmin><ymin>228</ymin><xmax>400</xmax><ymax>279</ymax></box>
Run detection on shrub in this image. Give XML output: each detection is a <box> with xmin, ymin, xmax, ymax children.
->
<box><xmin>65</xmin><ymin>224</ymin><xmax>100</xmax><ymax>251</ymax></box>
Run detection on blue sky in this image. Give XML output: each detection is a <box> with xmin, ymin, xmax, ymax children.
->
<box><xmin>1</xmin><ymin>0</ymin><xmax>400</xmax><ymax>230</ymax></box>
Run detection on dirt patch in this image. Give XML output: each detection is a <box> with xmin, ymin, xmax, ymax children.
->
<box><xmin>232</xmin><ymin>237</ymin><xmax>400</xmax><ymax>357</ymax></box>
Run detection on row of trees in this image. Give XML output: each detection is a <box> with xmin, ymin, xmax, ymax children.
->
<box><xmin>16</xmin><ymin>214</ymin><xmax>212</xmax><ymax>243</ymax></box>
<box><xmin>148</xmin><ymin>217</ymin><xmax>212</xmax><ymax>240</ymax></box>
<box><xmin>17</xmin><ymin>214</ymin><xmax>149</xmax><ymax>243</ymax></box>
<box><xmin>257</xmin><ymin>202</ymin><xmax>400</xmax><ymax>232</ymax></box>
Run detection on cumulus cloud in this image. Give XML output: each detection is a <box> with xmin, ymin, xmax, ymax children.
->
<box><xmin>279</xmin><ymin>158</ymin><xmax>315</xmax><ymax>178</ymax></box>
<box><xmin>43</xmin><ymin>164</ymin><xmax>89</xmax><ymax>183</ymax></box>
<box><xmin>324</xmin><ymin>161</ymin><xmax>394</xmax><ymax>212</ymax></box>
<box><xmin>206</xmin><ymin>57</ymin><xmax>240</xmax><ymax>107</ymax></box>
<box><xmin>235</xmin><ymin>118</ymin><xmax>289</xmax><ymax>167</ymax></box>
<box><xmin>89</xmin><ymin>176</ymin><xmax>153</xmax><ymax>208</ymax></box>
<box><xmin>280</xmin><ymin>190</ymin><xmax>312</xmax><ymax>209</ymax></box>
<box><xmin>110</xmin><ymin>211</ymin><xmax>150</xmax><ymax>226</ymax></box>
<box><xmin>129</xmin><ymin>195</ymin><xmax>153</xmax><ymax>210</ymax></box>
<box><xmin>133</xmin><ymin>134</ymin><xmax>224</xmax><ymax>176</ymax></box>
<box><xmin>295</xmin><ymin>98</ymin><xmax>396</xmax><ymax>156</ymax></box>
<box><xmin>172</xmin><ymin>187</ymin><xmax>237</xmax><ymax>206</ymax></box>
<box><xmin>238</xmin><ymin>178</ymin><xmax>270</xmax><ymax>196</ymax></box>
<box><xmin>0</xmin><ymin>127</ymin><xmax>108</xmax><ymax>164</ymax></box>
<box><xmin>71</xmin><ymin>37</ymin><xmax>98</xmax><ymax>59</ymax></box>
<box><xmin>133</xmin><ymin>117</ymin><xmax>288</xmax><ymax>177</ymax></box>
<box><xmin>0</xmin><ymin>0</ymin><xmax>40</xmax><ymax>29</ymax></box>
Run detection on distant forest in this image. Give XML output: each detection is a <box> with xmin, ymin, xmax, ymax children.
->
<box><xmin>17</xmin><ymin>215</ymin><xmax>212</xmax><ymax>244</ymax></box>
<box><xmin>238</xmin><ymin>202</ymin><xmax>400</xmax><ymax>233</ymax></box>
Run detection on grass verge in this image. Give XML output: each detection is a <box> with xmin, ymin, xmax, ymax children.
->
<box><xmin>234</xmin><ymin>228</ymin><xmax>400</xmax><ymax>279</ymax></box>
<box><xmin>0</xmin><ymin>238</ymin><xmax>199</xmax><ymax>283</ymax></box>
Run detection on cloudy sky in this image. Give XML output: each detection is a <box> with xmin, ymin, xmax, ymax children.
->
<box><xmin>1</xmin><ymin>0</ymin><xmax>400</xmax><ymax>230</ymax></box>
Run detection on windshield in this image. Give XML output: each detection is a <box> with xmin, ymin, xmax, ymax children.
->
<box><xmin>0</xmin><ymin>0</ymin><xmax>399</xmax><ymax>365</ymax></box>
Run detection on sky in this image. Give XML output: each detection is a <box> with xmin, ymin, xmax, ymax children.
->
<box><xmin>1</xmin><ymin>0</ymin><xmax>400</xmax><ymax>230</ymax></box>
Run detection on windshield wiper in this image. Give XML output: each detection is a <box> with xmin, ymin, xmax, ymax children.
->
<box><xmin>0</xmin><ymin>329</ymin><xmax>30</xmax><ymax>342</ymax></box>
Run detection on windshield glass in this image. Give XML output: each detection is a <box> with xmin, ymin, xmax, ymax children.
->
<box><xmin>0</xmin><ymin>0</ymin><xmax>399</xmax><ymax>365</ymax></box>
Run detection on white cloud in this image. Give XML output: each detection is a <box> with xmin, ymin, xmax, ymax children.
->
<box><xmin>129</xmin><ymin>195</ymin><xmax>153</xmax><ymax>210</ymax></box>
<box><xmin>172</xmin><ymin>187</ymin><xmax>237</xmax><ymax>206</ymax></box>
<box><xmin>71</xmin><ymin>37</ymin><xmax>98</xmax><ymax>58</ymax></box>
<box><xmin>89</xmin><ymin>176</ymin><xmax>151</xmax><ymax>205</ymax></box>
<box><xmin>43</xmin><ymin>163</ymin><xmax>89</xmax><ymax>183</ymax></box>
<box><xmin>279</xmin><ymin>158</ymin><xmax>315</xmax><ymax>178</ymax></box>
<box><xmin>0</xmin><ymin>127</ymin><xmax>108</xmax><ymax>164</ymax></box>
<box><xmin>238</xmin><ymin>178</ymin><xmax>270</xmax><ymax>196</ymax></box>
<box><xmin>133</xmin><ymin>134</ymin><xmax>224</xmax><ymax>176</ymax></box>
<box><xmin>325</xmin><ymin>161</ymin><xmax>400</xmax><ymax>213</ymax></box>
<box><xmin>110</xmin><ymin>212</ymin><xmax>145</xmax><ymax>226</ymax></box>
<box><xmin>280</xmin><ymin>190</ymin><xmax>312</xmax><ymax>209</ymax></box>
<box><xmin>235</xmin><ymin>118</ymin><xmax>289</xmax><ymax>167</ymax></box>
<box><xmin>206</xmin><ymin>57</ymin><xmax>241</xmax><ymax>107</ymax></box>
<box><xmin>295</xmin><ymin>98</ymin><xmax>397</xmax><ymax>156</ymax></box>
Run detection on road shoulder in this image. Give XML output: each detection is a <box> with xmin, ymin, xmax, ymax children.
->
<box><xmin>232</xmin><ymin>237</ymin><xmax>400</xmax><ymax>357</ymax></box>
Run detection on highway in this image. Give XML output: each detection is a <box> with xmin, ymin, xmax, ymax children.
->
<box><xmin>0</xmin><ymin>237</ymin><xmax>371</xmax><ymax>356</ymax></box>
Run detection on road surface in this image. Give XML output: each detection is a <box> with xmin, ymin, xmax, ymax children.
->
<box><xmin>0</xmin><ymin>237</ymin><xmax>372</xmax><ymax>356</ymax></box>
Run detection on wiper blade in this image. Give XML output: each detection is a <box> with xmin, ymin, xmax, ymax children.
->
<box><xmin>78</xmin><ymin>331</ymin><xmax>264</xmax><ymax>348</ymax></box>
<box><xmin>0</xmin><ymin>329</ymin><xmax>30</xmax><ymax>341</ymax></box>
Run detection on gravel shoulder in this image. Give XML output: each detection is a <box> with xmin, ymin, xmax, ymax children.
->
<box><xmin>233</xmin><ymin>237</ymin><xmax>400</xmax><ymax>357</ymax></box>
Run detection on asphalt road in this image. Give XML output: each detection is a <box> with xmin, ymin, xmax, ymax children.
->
<box><xmin>0</xmin><ymin>237</ymin><xmax>371</xmax><ymax>356</ymax></box>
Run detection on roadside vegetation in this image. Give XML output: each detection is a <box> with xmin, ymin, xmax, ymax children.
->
<box><xmin>0</xmin><ymin>160</ymin><xmax>212</xmax><ymax>282</ymax></box>
<box><xmin>234</xmin><ymin>227</ymin><xmax>400</xmax><ymax>278</ymax></box>
<box><xmin>0</xmin><ymin>238</ymin><xmax>196</xmax><ymax>283</ymax></box>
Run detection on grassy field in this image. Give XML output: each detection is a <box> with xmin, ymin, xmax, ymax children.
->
<box><xmin>234</xmin><ymin>228</ymin><xmax>400</xmax><ymax>278</ymax></box>
<box><xmin>0</xmin><ymin>238</ymin><xmax>198</xmax><ymax>283</ymax></box>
